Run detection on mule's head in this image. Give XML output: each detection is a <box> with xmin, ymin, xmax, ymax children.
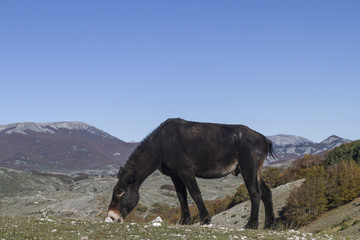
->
<box><xmin>107</xmin><ymin>167</ymin><xmax>139</xmax><ymax>223</ymax></box>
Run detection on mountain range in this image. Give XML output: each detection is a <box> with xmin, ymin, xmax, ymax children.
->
<box><xmin>0</xmin><ymin>122</ymin><xmax>352</xmax><ymax>173</ymax></box>
<box><xmin>265</xmin><ymin>134</ymin><xmax>351</xmax><ymax>165</ymax></box>
<box><xmin>0</xmin><ymin>122</ymin><xmax>137</xmax><ymax>173</ymax></box>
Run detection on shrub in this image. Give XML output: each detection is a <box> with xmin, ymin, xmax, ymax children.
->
<box><xmin>150</xmin><ymin>202</ymin><xmax>171</xmax><ymax>214</ymax></box>
<box><xmin>73</xmin><ymin>173</ymin><xmax>91</xmax><ymax>181</ymax></box>
<box><xmin>275</xmin><ymin>154</ymin><xmax>325</xmax><ymax>186</ymax></box>
<box><xmin>135</xmin><ymin>203</ymin><xmax>148</xmax><ymax>213</ymax></box>
<box><xmin>282</xmin><ymin>166</ymin><xmax>327</xmax><ymax>228</ymax></box>
<box><xmin>188</xmin><ymin>197</ymin><xmax>233</xmax><ymax>224</ymax></box>
<box><xmin>226</xmin><ymin>183</ymin><xmax>249</xmax><ymax>209</ymax></box>
<box><xmin>261</xmin><ymin>167</ymin><xmax>284</xmax><ymax>188</ymax></box>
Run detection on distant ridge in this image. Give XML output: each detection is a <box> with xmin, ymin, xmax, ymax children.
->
<box><xmin>267</xmin><ymin>134</ymin><xmax>313</xmax><ymax>146</ymax></box>
<box><xmin>266</xmin><ymin>134</ymin><xmax>351</xmax><ymax>165</ymax></box>
<box><xmin>0</xmin><ymin>121</ymin><xmax>116</xmax><ymax>139</ymax></box>
<box><xmin>0</xmin><ymin>121</ymin><xmax>138</xmax><ymax>173</ymax></box>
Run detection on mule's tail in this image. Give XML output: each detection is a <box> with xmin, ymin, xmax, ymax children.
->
<box><xmin>266</xmin><ymin>138</ymin><xmax>277</xmax><ymax>160</ymax></box>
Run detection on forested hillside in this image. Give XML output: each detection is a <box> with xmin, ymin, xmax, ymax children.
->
<box><xmin>281</xmin><ymin>140</ymin><xmax>360</xmax><ymax>228</ymax></box>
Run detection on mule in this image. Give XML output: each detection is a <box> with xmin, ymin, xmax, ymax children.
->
<box><xmin>107</xmin><ymin>118</ymin><xmax>276</xmax><ymax>229</ymax></box>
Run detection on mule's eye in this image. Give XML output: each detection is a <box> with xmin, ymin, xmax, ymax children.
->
<box><xmin>116</xmin><ymin>189</ymin><xmax>125</xmax><ymax>199</ymax></box>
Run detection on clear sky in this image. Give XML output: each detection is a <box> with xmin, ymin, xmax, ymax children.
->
<box><xmin>1</xmin><ymin>1</ymin><xmax>359</xmax><ymax>142</ymax></box>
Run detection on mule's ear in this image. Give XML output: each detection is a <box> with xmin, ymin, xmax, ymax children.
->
<box><xmin>124</xmin><ymin>171</ymin><xmax>137</xmax><ymax>184</ymax></box>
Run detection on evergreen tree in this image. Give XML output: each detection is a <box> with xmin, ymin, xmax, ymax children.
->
<box><xmin>324</xmin><ymin>140</ymin><xmax>360</xmax><ymax>166</ymax></box>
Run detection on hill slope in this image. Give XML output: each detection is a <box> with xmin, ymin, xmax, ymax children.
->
<box><xmin>0</xmin><ymin>122</ymin><xmax>137</xmax><ymax>172</ymax></box>
<box><xmin>300</xmin><ymin>197</ymin><xmax>360</xmax><ymax>238</ymax></box>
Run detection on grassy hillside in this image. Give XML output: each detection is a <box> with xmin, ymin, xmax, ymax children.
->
<box><xmin>0</xmin><ymin>216</ymin><xmax>347</xmax><ymax>240</ymax></box>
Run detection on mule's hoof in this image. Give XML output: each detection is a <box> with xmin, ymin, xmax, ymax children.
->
<box><xmin>200</xmin><ymin>215</ymin><xmax>211</xmax><ymax>225</ymax></box>
<box><xmin>178</xmin><ymin>216</ymin><xmax>191</xmax><ymax>225</ymax></box>
<box><xmin>244</xmin><ymin>222</ymin><xmax>258</xmax><ymax>229</ymax></box>
<box><xmin>264</xmin><ymin>221</ymin><xmax>277</xmax><ymax>230</ymax></box>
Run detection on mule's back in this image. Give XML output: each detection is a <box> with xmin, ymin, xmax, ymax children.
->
<box><xmin>154</xmin><ymin>118</ymin><xmax>271</xmax><ymax>179</ymax></box>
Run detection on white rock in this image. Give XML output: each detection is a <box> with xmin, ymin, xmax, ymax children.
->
<box><xmin>104</xmin><ymin>217</ymin><xmax>114</xmax><ymax>223</ymax></box>
<box><xmin>202</xmin><ymin>224</ymin><xmax>214</xmax><ymax>228</ymax></box>
<box><xmin>152</xmin><ymin>222</ymin><xmax>161</xmax><ymax>227</ymax></box>
<box><xmin>151</xmin><ymin>216</ymin><xmax>163</xmax><ymax>223</ymax></box>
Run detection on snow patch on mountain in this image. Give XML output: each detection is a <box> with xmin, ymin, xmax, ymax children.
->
<box><xmin>267</xmin><ymin>134</ymin><xmax>313</xmax><ymax>146</ymax></box>
<box><xmin>0</xmin><ymin>122</ymin><xmax>116</xmax><ymax>139</ymax></box>
<box><xmin>265</xmin><ymin>134</ymin><xmax>352</xmax><ymax>166</ymax></box>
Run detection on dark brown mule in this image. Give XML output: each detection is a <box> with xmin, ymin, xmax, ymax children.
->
<box><xmin>108</xmin><ymin>118</ymin><xmax>276</xmax><ymax>229</ymax></box>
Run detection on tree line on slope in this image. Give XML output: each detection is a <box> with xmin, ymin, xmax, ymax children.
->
<box><xmin>281</xmin><ymin>140</ymin><xmax>360</xmax><ymax>228</ymax></box>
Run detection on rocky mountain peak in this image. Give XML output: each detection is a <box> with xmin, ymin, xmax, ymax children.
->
<box><xmin>267</xmin><ymin>134</ymin><xmax>313</xmax><ymax>146</ymax></box>
<box><xmin>320</xmin><ymin>135</ymin><xmax>343</xmax><ymax>145</ymax></box>
<box><xmin>0</xmin><ymin>121</ymin><xmax>116</xmax><ymax>140</ymax></box>
<box><xmin>266</xmin><ymin>134</ymin><xmax>352</xmax><ymax>166</ymax></box>
<box><xmin>0</xmin><ymin>121</ymin><xmax>138</xmax><ymax>172</ymax></box>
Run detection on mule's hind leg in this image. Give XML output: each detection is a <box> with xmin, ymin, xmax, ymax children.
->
<box><xmin>177</xmin><ymin>169</ymin><xmax>211</xmax><ymax>225</ymax></box>
<box><xmin>260</xmin><ymin>179</ymin><xmax>276</xmax><ymax>229</ymax></box>
<box><xmin>170</xmin><ymin>174</ymin><xmax>191</xmax><ymax>225</ymax></box>
<box><xmin>242</xmin><ymin>171</ymin><xmax>261</xmax><ymax>229</ymax></box>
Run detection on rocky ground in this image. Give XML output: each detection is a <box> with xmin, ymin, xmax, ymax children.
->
<box><xmin>0</xmin><ymin>168</ymin><xmax>242</xmax><ymax>220</ymax></box>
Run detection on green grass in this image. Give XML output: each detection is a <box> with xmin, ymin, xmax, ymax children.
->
<box><xmin>0</xmin><ymin>216</ymin><xmax>351</xmax><ymax>240</ymax></box>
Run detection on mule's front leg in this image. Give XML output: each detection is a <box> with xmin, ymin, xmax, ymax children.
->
<box><xmin>170</xmin><ymin>175</ymin><xmax>191</xmax><ymax>225</ymax></box>
<box><xmin>178</xmin><ymin>170</ymin><xmax>211</xmax><ymax>225</ymax></box>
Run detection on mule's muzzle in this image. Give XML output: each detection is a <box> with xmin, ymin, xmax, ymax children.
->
<box><xmin>107</xmin><ymin>209</ymin><xmax>124</xmax><ymax>223</ymax></box>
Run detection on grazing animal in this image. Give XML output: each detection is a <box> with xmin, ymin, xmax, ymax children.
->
<box><xmin>107</xmin><ymin>118</ymin><xmax>276</xmax><ymax>229</ymax></box>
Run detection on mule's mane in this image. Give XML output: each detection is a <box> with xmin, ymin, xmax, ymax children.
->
<box><xmin>122</xmin><ymin>120</ymin><xmax>171</xmax><ymax>173</ymax></box>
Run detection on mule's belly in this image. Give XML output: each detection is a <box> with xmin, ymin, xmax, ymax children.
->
<box><xmin>194</xmin><ymin>160</ymin><xmax>239</xmax><ymax>179</ymax></box>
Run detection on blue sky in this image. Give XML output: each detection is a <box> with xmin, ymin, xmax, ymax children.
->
<box><xmin>1</xmin><ymin>1</ymin><xmax>359</xmax><ymax>142</ymax></box>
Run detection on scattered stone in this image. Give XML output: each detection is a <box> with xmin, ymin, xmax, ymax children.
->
<box><xmin>152</xmin><ymin>222</ymin><xmax>161</xmax><ymax>227</ymax></box>
<box><xmin>151</xmin><ymin>216</ymin><xmax>163</xmax><ymax>223</ymax></box>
